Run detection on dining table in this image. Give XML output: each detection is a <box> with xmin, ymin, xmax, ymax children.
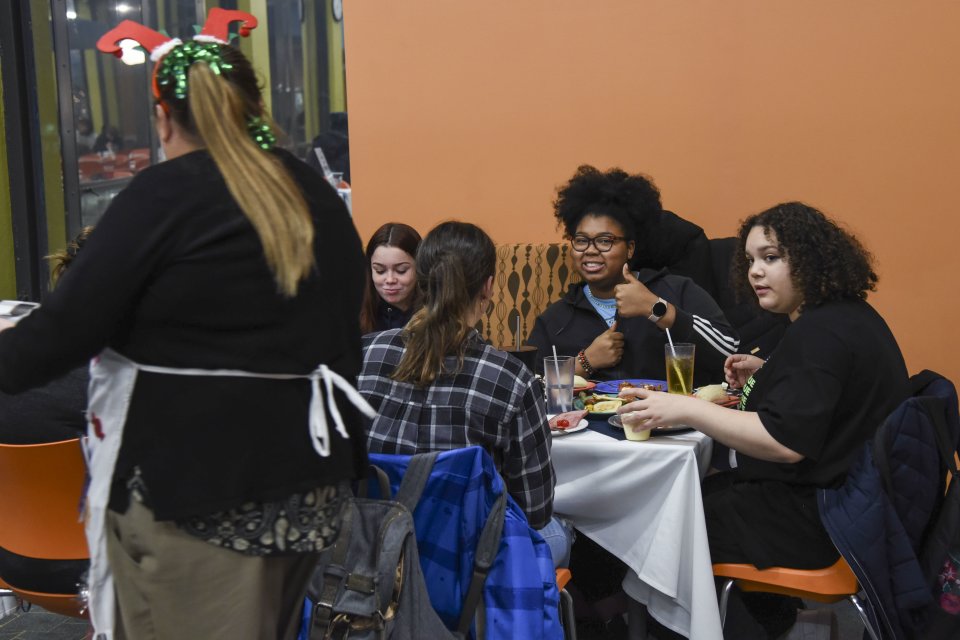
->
<box><xmin>551</xmin><ymin>415</ymin><xmax>724</xmax><ymax>640</ymax></box>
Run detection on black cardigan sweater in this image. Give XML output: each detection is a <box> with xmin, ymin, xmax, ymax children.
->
<box><xmin>0</xmin><ymin>149</ymin><xmax>368</xmax><ymax>519</ymax></box>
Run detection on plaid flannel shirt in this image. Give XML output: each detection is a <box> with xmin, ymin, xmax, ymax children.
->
<box><xmin>358</xmin><ymin>329</ymin><xmax>555</xmax><ymax>528</ymax></box>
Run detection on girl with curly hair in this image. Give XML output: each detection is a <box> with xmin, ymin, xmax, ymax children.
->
<box><xmin>527</xmin><ymin>165</ymin><xmax>738</xmax><ymax>386</ymax></box>
<box><xmin>618</xmin><ymin>202</ymin><xmax>909</xmax><ymax>637</ymax></box>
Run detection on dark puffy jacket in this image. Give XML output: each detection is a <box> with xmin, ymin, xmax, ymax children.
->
<box><xmin>819</xmin><ymin>372</ymin><xmax>960</xmax><ymax>640</ymax></box>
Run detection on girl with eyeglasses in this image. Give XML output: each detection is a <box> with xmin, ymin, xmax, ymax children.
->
<box><xmin>527</xmin><ymin>165</ymin><xmax>738</xmax><ymax>386</ymax></box>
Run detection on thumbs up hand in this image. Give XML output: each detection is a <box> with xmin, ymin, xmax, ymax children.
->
<box><xmin>584</xmin><ymin>320</ymin><xmax>624</xmax><ymax>370</ymax></box>
<box><xmin>615</xmin><ymin>264</ymin><xmax>659</xmax><ymax>318</ymax></box>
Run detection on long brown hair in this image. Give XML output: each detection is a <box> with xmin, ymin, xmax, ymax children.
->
<box><xmin>157</xmin><ymin>44</ymin><xmax>314</xmax><ymax>296</ymax></box>
<box><xmin>359</xmin><ymin>222</ymin><xmax>422</xmax><ymax>334</ymax></box>
<box><xmin>391</xmin><ymin>221</ymin><xmax>496</xmax><ymax>386</ymax></box>
<box><xmin>46</xmin><ymin>226</ymin><xmax>94</xmax><ymax>286</ymax></box>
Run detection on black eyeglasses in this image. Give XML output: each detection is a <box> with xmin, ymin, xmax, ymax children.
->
<box><xmin>571</xmin><ymin>235</ymin><xmax>627</xmax><ymax>253</ymax></box>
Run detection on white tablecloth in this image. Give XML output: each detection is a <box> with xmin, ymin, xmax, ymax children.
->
<box><xmin>551</xmin><ymin>428</ymin><xmax>723</xmax><ymax>640</ymax></box>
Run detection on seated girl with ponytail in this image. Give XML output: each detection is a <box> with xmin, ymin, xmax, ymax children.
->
<box><xmin>358</xmin><ymin>221</ymin><xmax>573</xmax><ymax>567</ymax></box>
<box><xmin>0</xmin><ymin>10</ymin><xmax>372</xmax><ymax>640</ymax></box>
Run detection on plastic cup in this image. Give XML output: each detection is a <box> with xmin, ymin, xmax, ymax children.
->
<box><xmin>543</xmin><ymin>355</ymin><xmax>575</xmax><ymax>414</ymax></box>
<box><xmin>621</xmin><ymin>412</ymin><xmax>652</xmax><ymax>441</ymax></box>
<box><xmin>665</xmin><ymin>343</ymin><xmax>695</xmax><ymax>396</ymax></box>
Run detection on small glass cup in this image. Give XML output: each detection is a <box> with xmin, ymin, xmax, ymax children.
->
<box><xmin>543</xmin><ymin>355</ymin><xmax>575</xmax><ymax>414</ymax></box>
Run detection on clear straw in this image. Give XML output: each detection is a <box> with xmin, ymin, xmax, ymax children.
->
<box><xmin>551</xmin><ymin>344</ymin><xmax>562</xmax><ymax>383</ymax></box>
<box><xmin>515</xmin><ymin>316</ymin><xmax>521</xmax><ymax>351</ymax></box>
<box><xmin>665</xmin><ymin>327</ymin><xmax>677</xmax><ymax>357</ymax></box>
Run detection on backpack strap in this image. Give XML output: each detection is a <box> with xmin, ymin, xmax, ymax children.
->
<box><xmin>393</xmin><ymin>451</ymin><xmax>441</xmax><ymax>511</ymax></box>
<box><xmin>916</xmin><ymin>396</ymin><xmax>960</xmax><ymax>475</ymax></box>
<box><xmin>356</xmin><ymin>464</ymin><xmax>392</xmax><ymax>500</ymax></box>
<box><xmin>457</xmin><ymin>490</ymin><xmax>508</xmax><ymax>636</ymax></box>
<box><xmin>310</xmin><ymin>503</ymin><xmax>357</xmax><ymax>633</ymax></box>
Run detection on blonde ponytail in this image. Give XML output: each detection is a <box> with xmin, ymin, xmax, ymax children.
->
<box><xmin>188</xmin><ymin>62</ymin><xmax>314</xmax><ymax>296</ymax></box>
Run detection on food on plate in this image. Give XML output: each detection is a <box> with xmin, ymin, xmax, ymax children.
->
<box><xmin>575</xmin><ymin>392</ymin><xmax>615</xmax><ymax>407</ymax></box>
<box><xmin>549</xmin><ymin>409</ymin><xmax>588</xmax><ymax>430</ymax></box>
<box><xmin>573</xmin><ymin>374</ymin><xmax>590</xmax><ymax>388</ymax></box>
<box><xmin>591</xmin><ymin>399</ymin><xmax>623</xmax><ymax>413</ymax></box>
<box><xmin>618</xmin><ymin>380</ymin><xmax>664</xmax><ymax>392</ymax></box>
<box><xmin>694</xmin><ymin>384</ymin><xmax>728</xmax><ymax>404</ymax></box>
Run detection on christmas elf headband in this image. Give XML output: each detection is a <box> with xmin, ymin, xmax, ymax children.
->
<box><xmin>96</xmin><ymin>9</ymin><xmax>275</xmax><ymax>150</ymax></box>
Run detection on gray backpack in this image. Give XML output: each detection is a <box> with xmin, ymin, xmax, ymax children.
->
<box><xmin>305</xmin><ymin>451</ymin><xmax>507</xmax><ymax>639</ymax></box>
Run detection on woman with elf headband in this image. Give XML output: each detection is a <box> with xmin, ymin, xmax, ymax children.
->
<box><xmin>0</xmin><ymin>9</ymin><xmax>372</xmax><ymax>639</ymax></box>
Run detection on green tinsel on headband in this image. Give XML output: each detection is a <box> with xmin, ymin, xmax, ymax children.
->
<box><xmin>247</xmin><ymin>117</ymin><xmax>277</xmax><ymax>151</ymax></box>
<box><xmin>156</xmin><ymin>40</ymin><xmax>275</xmax><ymax>150</ymax></box>
<box><xmin>155</xmin><ymin>41</ymin><xmax>233</xmax><ymax>100</ymax></box>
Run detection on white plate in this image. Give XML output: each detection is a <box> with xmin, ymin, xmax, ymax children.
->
<box><xmin>550</xmin><ymin>418</ymin><xmax>589</xmax><ymax>436</ymax></box>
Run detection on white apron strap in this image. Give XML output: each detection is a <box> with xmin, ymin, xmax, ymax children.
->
<box><xmin>83</xmin><ymin>349</ymin><xmax>140</xmax><ymax>640</ymax></box>
<box><xmin>135</xmin><ymin>360</ymin><xmax>376</xmax><ymax>457</ymax></box>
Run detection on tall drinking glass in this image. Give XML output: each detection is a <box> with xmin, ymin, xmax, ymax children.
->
<box><xmin>543</xmin><ymin>355</ymin><xmax>575</xmax><ymax>414</ymax></box>
<box><xmin>665</xmin><ymin>343</ymin><xmax>695</xmax><ymax>396</ymax></box>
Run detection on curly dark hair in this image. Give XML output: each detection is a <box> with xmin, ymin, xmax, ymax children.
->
<box><xmin>553</xmin><ymin>165</ymin><xmax>662</xmax><ymax>241</ymax></box>
<box><xmin>732</xmin><ymin>202</ymin><xmax>877</xmax><ymax>309</ymax></box>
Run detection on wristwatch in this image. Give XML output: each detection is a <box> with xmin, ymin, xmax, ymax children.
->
<box><xmin>648</xmin><ymin>298</ymin><xmax>668</xmax><ymax>323</ymax></box>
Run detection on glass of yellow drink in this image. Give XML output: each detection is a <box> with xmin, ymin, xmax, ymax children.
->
<box><xmin>665</xmin><ymin>343</ymin><xmax>695</xmax><ymax>396</ymax></box>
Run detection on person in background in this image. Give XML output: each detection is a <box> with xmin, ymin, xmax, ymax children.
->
<box><xmin>617</xmin><ymin>202</ymin><xmax>909</xmax><ymax>638</ymax></box>
<box><xmin>306</xmin><ymin>111</ymin><xmax>350</xmax><ymax>184</ymax></box>
<box><xmin>76</xmin><ymin>119</ymin><xmax>97</xmax><ymax>155</ymax></box>
<box><xmin>624</xmin><ymin>177</ymin><xmax>716</xmax><ymax>299</ymax></box>
<box><xmin>358</xmin><ymin>221</ymin><xmax>572</xmax><ymax>567</ymax></box>
<box><xmin>0</xmin><ymin>12</ymin><xmax>370</xmax><ymax>640</ymax></box>
<box><xmin>0</xmin><ymin>227</ymin><xmax>94</xmax><ymax>445</ymax></box>
<box><xmin>93</xmin><ymin>125</ymin><xmax>124</xmax><ymax>155</ymax></box>
<box><xmin>527</xmin><ymin>165</ymin><xmax>738</xmax><ymax>386</ymax></box>
<box><xmin>359</xmin><ymin>222</ymin><xmax>422</xmax><ymax>334</ymax></box>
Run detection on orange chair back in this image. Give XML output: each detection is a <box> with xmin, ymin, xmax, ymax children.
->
<box><xmin>0</xmin><ymin>439</ymin><xmax>89</xmax><ymax>560</ymax></box>
<box><xmin>712</xmin><ymin>556</ymin><xmax>858</xmax><ymax>604</ymax></box>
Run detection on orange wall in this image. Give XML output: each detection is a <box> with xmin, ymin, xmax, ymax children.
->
<box><xmin>343</xmin><ymin>0</ymin><xmax>960</xmax><ymax>383</ymax></box>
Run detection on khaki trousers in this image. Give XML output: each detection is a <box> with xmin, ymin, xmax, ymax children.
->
<box><xmin>105</xmin><ymin>498</ymin><xmax>318</xmax><ymax>640</ymax></box>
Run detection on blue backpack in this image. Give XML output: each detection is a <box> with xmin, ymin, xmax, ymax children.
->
<box><xmin>301</xmin><ymin>447</ymin><xmax>562</xmax><ymax>640</ymax></box>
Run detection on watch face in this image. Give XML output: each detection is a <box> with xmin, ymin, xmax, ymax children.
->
<box><xmin>652</xmin><ymin>301</ymin><xmax>667</xmax><ymax>317</ymax></box>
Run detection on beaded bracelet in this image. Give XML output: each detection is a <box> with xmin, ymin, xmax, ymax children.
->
<box><xmin>577</xmin><ymin>350</ymin><xmax>596</xmax><ymax>377</ymax></box>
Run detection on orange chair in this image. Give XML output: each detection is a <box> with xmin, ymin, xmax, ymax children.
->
<box><xmin>0</xmin><ymin>439</ymin><xmax>89</xmax><ymax>618</ymax></box>
<box><xmin>556</xmin><ymin>568</ymin><xmax>577</xmax><ymax>640</ymax></box>
<box><xmin>713</xmin><ymin>556</ymin><xmax>879</xmax><ymax>640</ymax></box>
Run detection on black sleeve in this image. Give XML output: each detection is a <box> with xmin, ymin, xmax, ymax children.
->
<box><xmin>658</xmin><ymin>277</ymin><xmax>739</xmax><ymax>383</ymax></box>
<box><xmin>0</xmin><ymin>177</ymin><xmax>176</xmax><ymax>393</ymax></box>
